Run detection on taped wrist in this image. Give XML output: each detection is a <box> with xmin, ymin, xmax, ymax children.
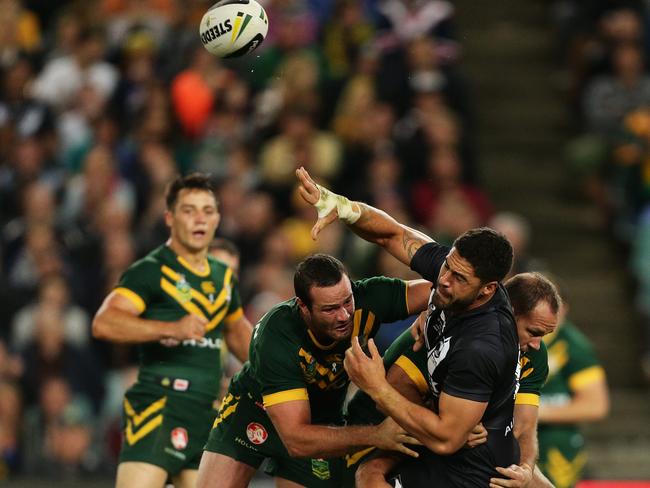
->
<box><xmin>314</xmin><ymin>184</ymin><xmax>361</xmax><ymax>224</ymax></box>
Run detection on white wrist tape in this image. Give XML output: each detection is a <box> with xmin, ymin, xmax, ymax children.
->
<box><xmin>314</xmin><ymin>184</ymin><xmax>361</xmax><ymax>224</ymax></box>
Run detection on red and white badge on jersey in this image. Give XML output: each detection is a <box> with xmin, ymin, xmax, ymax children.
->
<box><xmin>246</xmin><ymin>422</ymin><xmax>268</xmax><ymax>445</ymax></box>
<box><xmin>171</xmin><ymin>427</ymin><xmax>189</xmax><ymax>450</ymax></box>
<box><xmin>173</xmin><ymin>378</ymin><xmax>189</xmax><ymax>391</ymax></box>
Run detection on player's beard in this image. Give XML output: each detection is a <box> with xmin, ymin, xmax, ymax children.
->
<box><xmin>439</xmin><ymin>289</ymin><xmax>480</xmax><ymax>315</ymax></box>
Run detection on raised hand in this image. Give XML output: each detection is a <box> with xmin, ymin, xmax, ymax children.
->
<box><xmin>295</xmin><ymin>166</ymin><xmax>360</xmax><ymax>239</ymax></box>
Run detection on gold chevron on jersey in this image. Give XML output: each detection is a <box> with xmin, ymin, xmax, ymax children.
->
<box><xmin>520</xmin><ymin>355</ymin><xmax>534</xmax><ymax>379</ymax></box>
<box><xmin>545</xmin><ymin>447</ymin><xmax>586</xmax><ymax>488</ymax></box>
<box><xmin>351</xmin><ymin>310</ymin><xmax>377</xmax><ymax>339</ymax></box>
<box><xmin>298</xmin><ymin>348</ymin><xmax>346</xmax><ymax>389</ymax></box>
<box><xmin>160</xmin><ymin>265</ymin><xmax>234</xmax><ymax>328</ymax></box>
<box><xmin>123</xmin><ymin>396</ymin><xmax>166</xmax><ymax>445</ymax></box>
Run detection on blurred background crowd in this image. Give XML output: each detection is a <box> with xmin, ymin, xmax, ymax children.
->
<box><xmin>0</xmin><ymin>0</ymin><xmax>647</xmax><ymax>485</ymax></box>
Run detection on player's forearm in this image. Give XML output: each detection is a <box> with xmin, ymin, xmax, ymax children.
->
<box><xmin>349</xmin><ymin>203</ymin><xmax>433</xmax><ymax>266</ymax></box>
<box><xmin>538</xmin><ymin>400</ymin><xmax>608</xmax><ymax>424</ymax></box>
<box><xmin>92</xmin><ymin>308</ymin><xmax>176</xmax><ymax>343</ymax></box>
<box><xmin>540</xmin><ymin>380</ymin><xmax>609</xmax><ymax>424</ymax></box>
<box><xmin>278</xmin><ymin>424</ymin><xmax>380</xmax><ymax>458</ymax></box>
<box><xmin>514</xmin><ymin>404</ymin><xmax>540</xmax><ymax>468</ymax></box>
<box><xmin>516</xmin><ymin>427</ymin><xmax>538</xmax><ymax>468</ymax></box>
<box><xmin>371</xmin><ymin>383</ymin><xmax>457</xmax><ymax>454</ymax></box>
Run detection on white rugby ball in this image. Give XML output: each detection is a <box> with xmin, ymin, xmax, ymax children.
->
<box><xmin>199</xmin><ymin>0</ymin><xmax>269</xmax><ymax>58</ymax></box>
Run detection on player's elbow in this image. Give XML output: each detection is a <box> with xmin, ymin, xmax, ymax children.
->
<box><xmin>588</xmin><ymin>397</ymin><xmax>609</xmax><ymax>421</ymax></box>
<box><xmin>92</xmin><ymin>314</ymin><xmax>111</xmax><ymax>341</ymax></box>
<box><xmin>283</xmin><ymin>439</ymin><xmax>311</xmax><ymax>458</ymax></box>
<box><xmin>278</xmin><ymin>432</ymin><xmax>312</xmax><ymax>458</ymax></box>
<box><xmin>424</xmin><ymin>435</ymin><xmax>464</xmax><ymax>456</ymax></box>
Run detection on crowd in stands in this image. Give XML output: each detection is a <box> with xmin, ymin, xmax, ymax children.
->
<box><xmin>550</xmin><ymin>0</ymin><xmax>650</xmax><ymax>379</ymax></box>
<box><xmin>0</xmin><ymin>0</ymin><xmax>614</xmax><ymax>484</ymax></box>
<box><xmin>0</xmin><ymin>0</ymin><xmax>497</xmax><ymax>479</ymax></box>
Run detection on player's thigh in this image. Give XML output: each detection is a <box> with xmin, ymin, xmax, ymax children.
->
<box><xmin>115</xmin><ymin>461</ymin><xmax>168</xmax><ymax>488</ymax></box>
<box><xmin>171</xmin><ymin>468</ymin><xmax>198</xmax><ymax>488</ymax></box>
<box><xmin>196</xmin><ymin>450</ymin><xmax>257</xmax><ymax>488</ymax></box>
<box><xmin>267</xmin><ymin>456</ymin><xmax>347</xmax><ymax>488</ymax></box>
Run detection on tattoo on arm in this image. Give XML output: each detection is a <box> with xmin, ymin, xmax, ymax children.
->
<box><xmin>402</xmin><ymin>230</ymin><xmax>427</xmax><ymax>260</ymax></box>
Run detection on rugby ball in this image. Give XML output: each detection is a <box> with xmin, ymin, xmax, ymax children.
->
<box><xmin>199</xmin><ymin>0</ymin><xmax>268</xmax><ymax>58</ymax></box>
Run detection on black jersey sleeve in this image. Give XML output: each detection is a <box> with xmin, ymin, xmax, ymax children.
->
<box><xmin>409</xmin><ymin>242</ymin><xmax>450</xmax><ymax>283</ymax></box>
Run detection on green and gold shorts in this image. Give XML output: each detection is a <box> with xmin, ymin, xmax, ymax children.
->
<box><xmin>119</xmin><ymin>381</ymin><xmax>218</xmax><ymax>474</ymax></box>
<box><xmin>204</xmin><ymin>385</ymin><xmax>349</xmax><ymax>487</ymax></box>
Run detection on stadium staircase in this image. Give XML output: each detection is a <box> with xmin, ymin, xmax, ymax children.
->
<box><xmin>453</xmin><ymin>0</ymin><xmax>650</xmax><ymax>480</ymax></box>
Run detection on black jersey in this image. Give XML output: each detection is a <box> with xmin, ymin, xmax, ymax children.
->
<box><xmin>398</xmin><ymin>242</ymin><xmax>520</xmax><ymax>486</ymax></box>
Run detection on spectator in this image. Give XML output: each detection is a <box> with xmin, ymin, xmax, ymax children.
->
<box><xmin>11</xmin><ymin>274</ymin><xmax>90</xmax><ymax>351</ymax></box>
<box><xmin>31</xmin><ymin>27</ymin><xmax>118</xmax><ymax>112</ymax></box>
<box><xmin>582</xmin><ymin>42</ymin><xmax>650</xmax><ymax>135</ymax></box>
<box><xmin>489</xmin><ymin>211</ymin><xmax>545</xmax><ymax>278</ymax></box>
<box><xmin>21</xmin><ymin>304</ymin><xmax>104</xmax><ymax>411</ymax></box>
<box><xmin>21</xmin><ymin>376</ymin><xmax>98</xmax><ymax>478</ymax></box>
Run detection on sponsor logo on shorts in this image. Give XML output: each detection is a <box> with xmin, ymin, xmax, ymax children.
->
<box><xmin>235</xmin><ymin>436</ymin><xmax>258</xmax><ymax>451</ymax></box>
<box><xmin>173</xmin><ymin>378</ymin><xmax>189</xmax><ymax>391</ymax></box>
<box><xmin>311</xmin><ymin>458</ymin><xmax>330</xmax><ymax>480</ymax></box>
<box><xmin>170</xmin><ymin>427</ymin><xmax>189</xmax><ymax>450</ymax></box>
<box><xmin>246</xmin><ymin>422</ymin><xmax>268</xmax><ymax>445</ymax></box>
<box><xmin>164</xmin><ymin>447</ymin><xmax>186</xmax><ymax>460</ymax></box>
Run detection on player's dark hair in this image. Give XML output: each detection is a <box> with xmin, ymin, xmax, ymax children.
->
<box><xmin>294</xmin><ymin>254</ymin><xmax>348</xmax><ymax>309</ymax></box>
<box><xmin>505</xmin><ymin>272</ymin><xmax>561</xmax><ymax>317</ymax></box>
<box><xmin>453</xmin><ymin>227</ymin><xmax>513</xmax><ymax>284</ymax></box>
<box><xmin>165</xmin><ymin>173</ymin><xmax>217</xmax><ymax>210</ymax></box>
<box><xmin>209</xmin><ymin>237</ymin><xmax>239</xmax><ymax>258</ymax></box>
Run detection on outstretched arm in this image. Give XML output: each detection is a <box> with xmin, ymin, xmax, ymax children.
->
<box><xmin>296</xmin><ymin>167</ymin><xmax>433</xmax><ymax>266</ymax></box>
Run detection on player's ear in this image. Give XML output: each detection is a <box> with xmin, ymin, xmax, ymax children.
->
<box><xmin>296</xmin><ymin>297</ymin><xmax>309</xmax><ymax>315</ymax></box>
<box><xmin>479</xmin><ymin>281</ymin><xmax>497</xmax><ymax>299</ymax></box>
<box><xmin>164</xmin><ymin>209</ymin><xmax>173</xmax><ymax>228</ymax></box>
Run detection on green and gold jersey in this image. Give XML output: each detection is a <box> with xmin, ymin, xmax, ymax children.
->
<box><xmin>539</xmin><ymin>320</ymin><xmax>605</xmax><ymax>413</ymax></box>
<box><xmin>233</xmin><ymin>277</ymin><xmax>410</xmax><ymax>425</ymax></box>
<box><xmin>515</xmin><ymin>343</ymin><xmax>549</xmax><ymax>407</ymax></box>
<box><xmin>115</xmin><ymin>245</ymin><xmax>243</xmax><ymax>400</ymax></box>
<box><xmin>538</xmin><ymin>321</ymin><xmax>605</xmax><ymax>488</ymax></box>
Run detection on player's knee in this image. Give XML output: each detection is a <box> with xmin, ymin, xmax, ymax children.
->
<box><xmin>355</xmin><ymin>461</ymin><xmax>387</xmax><ymax>488</ymax></box>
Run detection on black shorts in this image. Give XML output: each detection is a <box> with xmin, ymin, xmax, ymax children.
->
<box><xmin>388</xmin><ymin>439</ymin><xmax>519</xmax><ymax>488</ymax></box>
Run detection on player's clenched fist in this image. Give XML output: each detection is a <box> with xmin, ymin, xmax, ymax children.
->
<box><xmin>176</xmin><ymin>314</ymin><xmax>208</xmax><ymax>341</ymax></box>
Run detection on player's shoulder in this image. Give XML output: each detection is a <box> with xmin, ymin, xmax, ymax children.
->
<box><xmin>123</xmin><ymin>246</ymin><xmax>166</xmax><ymax>274</ymax></box>
<box><xmin>256</xmin><ymin>299</ymin><xmax>301</xmax><ymax>339</ymax></box>
<box><xmin>352</xmin><ymin>275</ymin><xmax>404</xmax><ymax>293</ymax></box>
<box><xmin>523</xmin><ymin>342</ymin><xmax>549</xmax><ymax>371</ymax></box>
<box><xmin>529</xmin><ymin>341</ymin><xmax>548</xmax><ymax>360</ymax></box>
<box><xmin>559</xmin><ymin>321</ymin><xmax>589</xmax><ymax>344</ymax></box>
<box><xmin>207</xmin><ymin>254</ymin><xmax>230</xmax><ymax>274</ymax></box>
